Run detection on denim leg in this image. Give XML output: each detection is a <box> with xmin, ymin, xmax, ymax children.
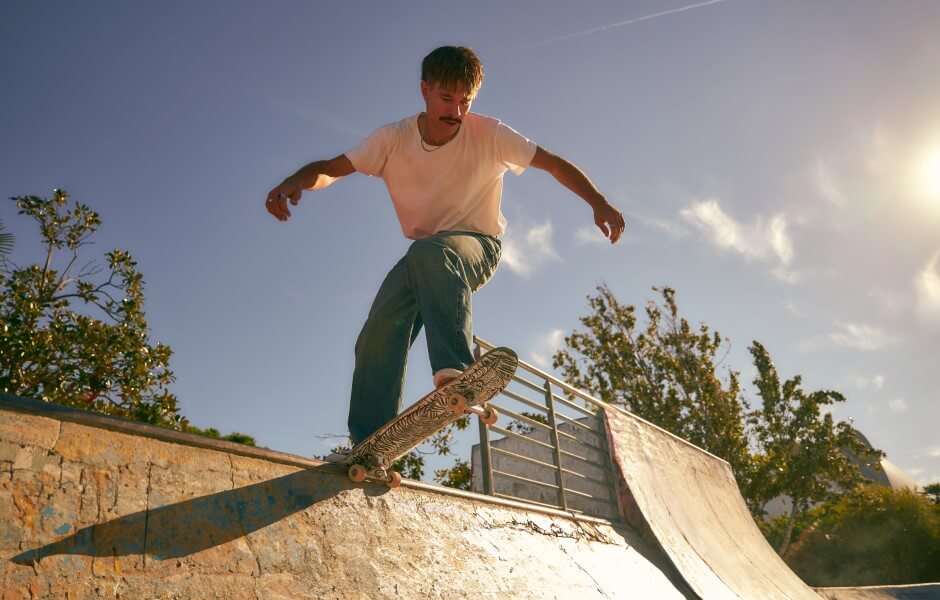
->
<box><xmin>405</xmin><ymin>232</ymin><xmax>501</xmax><ymax>375</ymax></box>
<box><xmin>347</xmin><ymin>232</ymin><xmax>501</xmax><ymax>445</ymax></box>
<box><xmin>347</xmin><ymin>257</ymin><xmax>423</xmax><ymax>445</ymax></box>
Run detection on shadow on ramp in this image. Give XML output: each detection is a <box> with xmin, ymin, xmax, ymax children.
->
<box><xmin>13</xmin><ymin>465</ymin><xmax>366</xmax><ymax>564</ymax></box>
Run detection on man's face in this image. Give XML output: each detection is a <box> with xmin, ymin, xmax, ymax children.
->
<box><xmin>421</xmin><ymin>80</ymin><xmax>474</xmax><ymax>132</ymax></box>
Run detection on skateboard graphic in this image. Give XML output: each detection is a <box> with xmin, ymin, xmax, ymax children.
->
<box><xmin>345</xmin><ymin>346</ymin><xmax>518</xmax><ymax>488</ymax></box>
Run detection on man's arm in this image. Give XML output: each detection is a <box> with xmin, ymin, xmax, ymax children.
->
<box><xmin>265</xmin><ymin>154</ymin><xmax>356</xmax><ymax>222</ymax></box>
<box><xmin>529</xmin><ymin>146</ymin><xmax>626</xmax><ymax>244</ymax></box>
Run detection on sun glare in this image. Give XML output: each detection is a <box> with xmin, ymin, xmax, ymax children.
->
<box><xmin>918</xmin><ymin>146</ymin><xmax>940</xmax><ymax>203</ymax></box>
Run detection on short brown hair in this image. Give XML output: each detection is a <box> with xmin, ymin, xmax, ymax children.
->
<box><xmin>421</xmin><ymin>46</ymin><xmax>484</xmax><ymax>98</ymax></box>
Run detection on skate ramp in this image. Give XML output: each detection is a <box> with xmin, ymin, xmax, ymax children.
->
<box><xmin>604</xmin><ymin>406</ymin><xmax>822</xmax><ymax>600</ymax></box>
<box><xmin>0</xmin><ymin>393</ymin><xmax>690</xmax><ymax>599</ymax></box>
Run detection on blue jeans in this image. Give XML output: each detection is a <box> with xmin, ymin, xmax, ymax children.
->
<box><xmin>347</xmin><ymin>231</ymin><xmax>502</xmax><ymax>444</ymax></box>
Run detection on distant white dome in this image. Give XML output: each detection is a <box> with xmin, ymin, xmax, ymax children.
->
<box><xmin>851</xmin><ymin>429</ymin><xmax>918</xmax><ymax>491</ymax></box>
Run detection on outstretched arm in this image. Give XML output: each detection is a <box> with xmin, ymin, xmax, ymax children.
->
<box><xmin>265</xmin><ymin>154</ymin><xmax>356</xmax><ymax>222</ymax></box>
<box><xmin>529</xmin><ymin>146</ymin><xmax>626</xmax><ymax>244</ymax></box>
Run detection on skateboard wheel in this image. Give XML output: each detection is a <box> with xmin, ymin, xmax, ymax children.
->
<box><xmin>387</xmin><ymin>471</ymin><xmax>403</xmax><ymax>488</ymax></box>
<box><xmin>447</xmin><ymin>394</ymin><xmax>468</xmax><ymax>413</ymax></box>
<box><xmin>348</xmin><ymin>464</ymin><xmax>367</xmax><ymax>483</ymax></box>
<box><xmin>481</xmin><ymin>406</ymin><xmax>499</xmax><ymax>426</ymax></box>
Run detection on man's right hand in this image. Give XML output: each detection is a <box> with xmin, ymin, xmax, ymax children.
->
<box><xmin>265</xmin><ymin>181</ymin><xmax>302</xmax><ymax>222</ymax></box>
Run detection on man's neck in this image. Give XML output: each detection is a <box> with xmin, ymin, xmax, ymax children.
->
<box><xmin>420</xmin><ymin>113</ymin><xmax>460</xmax><ymax>147</ymax></box>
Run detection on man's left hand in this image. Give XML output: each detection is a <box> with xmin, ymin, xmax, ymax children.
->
<box><xmin>594</xmin><ymin>202</ymin><xmax>626</xmax><ymax>244</ymax></box>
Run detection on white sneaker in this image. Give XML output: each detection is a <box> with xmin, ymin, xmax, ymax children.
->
<box><xmin>433</xmin><ymin>368</ymin><xmax>463</xmax><ymax>388</ymax></box>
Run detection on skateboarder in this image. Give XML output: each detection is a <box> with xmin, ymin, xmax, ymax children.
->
<box><xmin>265</xmin><ymin>46</ymin><xmax>625</xmax><ymax>453</ymax></box>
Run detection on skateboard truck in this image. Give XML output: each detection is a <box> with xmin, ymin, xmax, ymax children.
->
<box><xmin>446</xmin><ymin>394</ymin><xmax>499</xmax><ymax>425</ymax></box>
<box><xmin>347</xmin><ymin>454</ymin><xmax>403</xmax><ymax>488</ymax></box>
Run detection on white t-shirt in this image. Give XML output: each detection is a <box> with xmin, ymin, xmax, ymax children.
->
<box><xmin>345</xmin><ymin>112</ymin><xmax>537</xmax><ymax>239</ymax></box>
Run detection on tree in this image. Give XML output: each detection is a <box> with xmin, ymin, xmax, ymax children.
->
<box><xmin>553</xmin><ymin>285</ymin><xmax>752</xmax><ymax>482</ymax></box>
<box><xmin>745</xmin><ymin>341</ymin><xmax>881</xmax><ymax>556</ymax></box>
<box><xmin>1</xmin><ymin>191</ymin><xmax>180</xmax><ymax>425</ymax></box>
<box><xmin>183</xmin><ymin>423</ymin><xmax>256</xmax><ymax>446</ymax></box>
<box><xmin>923</xmin><ymin>483</ymin><xmax>940</xmax><ymax>504</ymax></box>
<box><xmin>0</xmin><ymin>219</ymin><xmax>12</xmax><ymax>257</ymax></box>
<box><xmin>785</xmin><ymin>486</ymin><xmax>940</xmax><ymax>586</ymax></box>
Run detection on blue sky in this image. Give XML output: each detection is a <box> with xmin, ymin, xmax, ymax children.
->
<box><xmin>2</xmin><ymin>1</ymin><xmax>939</xmax><ymax>485</ymax></box>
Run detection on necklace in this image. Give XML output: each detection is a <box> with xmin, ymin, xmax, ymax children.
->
<box><xmin>418</xmin><ymin>113</ymin><xmax>448</xmax><ymax>152</ymax></box>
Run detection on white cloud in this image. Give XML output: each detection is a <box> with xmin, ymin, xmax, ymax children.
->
<box><xmin>785</xmin><ymin>301</ymin><xmax>809</xmax><ymax>319</ymax></box>
<box><xmin>845</xmin><ymin>374</ymin><xmax>885</xmax><ymax>392</ymax></box>
<box><xmin>915</xmin><ymin>251</ymin><xmax>940</xmax><ymax>328</ymax></box>
<box><xmin>528</xmin><ymin>329</ymin><xmax>566</xmax><ymax>370</ymax></box>
<box><xmin>801</xmin><ymin>322</ymin><xmax>897</xmax><ymax>352</ymax></box>
<box><xmin>928</xmin><ymin>447</ymin><xmax>940</xmax><ymax>458</ymax></box>
<box><xmin>869</xmin><ymin>288</ymin><xmax>908</xmax><ymax>318</ymax></box>
<box><xmin>634</xmin><ymin>214</ymin><xmax>690</xmax><ymax>238</ymax></box>
<box><xmin>829</xmin><ymin>322</ymin><xmax>896</xmax><ymax>351</ymax></box>
<box><xmin>574</xmin><ymin>226</ymin><xmax>610</xmax><ymax>245</ymax></box>
<box><xmin>815</xmin><ymin>157</ymin><xmax>847</xmax><ymax>206</ymax></box>
<box><xmin>888</xmin><ymin>397</ymin><xmax>909</xmax><ymax>413</ymax></box>
<box><xmin>679</xmin><ymin>199</ymin><xmax>795</xmax><ymax>277</ymax></box>
<box><xmin>501</xmin><ymin>222</ymin><xmax>561</xmax><ymax>278</ymax></box>
<box><xmin>772</xmin><ymin>267</ymin><xmax>802</xmax><ymax>285</ymax></box>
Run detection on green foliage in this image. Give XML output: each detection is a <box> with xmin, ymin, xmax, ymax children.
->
<box><xmin>553</xmin><ymin>285</ymin><xmax>751</xmax><ymax>482</ymax></box>
<box><xmin>785</xmin><ymin>486</ymin><xmax>940</xmax><ymax>586</ymax></box>
<box><xmin>1</xmin><ymin>191</ymin><xmax>181</xmax><ymax>426</ymax></box>
<box><xmin>392</xmin><ymin>450</ymin><xmax>425</xmax><ymax>480</ymax></box>
<box><xmin>746</xmin><ymin>341</ymin><xmax>880</xmax><ymax>554</ymax></box>
<box><xmin>506</xmin><ymin>411</ymin><xmax>548</xmax><ymax>435</ymax></box>
<box><xmin>434</xmin><ymin>458</ymin><xmax>471</xmax><ymax>490</ymax></box>
<box><xmin>757</xmin><ymin>509</ymin><xmax>818</xmax><ymax>555</ymax></box>
<box><xmin>0</xmin><ymin>219</ymin><xmax>12</xmax><ymax>256</ymax></box>
<box><xmin>550</xmin><ymin>283</ymin><xmax>886</xmax><ymax>557</ymax></box>
<box><xmin>183</xmin><ymin>423</ymin><xmax>256</xmax><ymax>446</ymax></box>
<box><xmin>923</xmin><ymin>482</ymin><xmax>940</xmax><ymax>504</ymax></box>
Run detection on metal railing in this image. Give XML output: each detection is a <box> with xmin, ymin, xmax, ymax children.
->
<box><xmin>471</xmin><ymin>337</ymin><xmax>620</xmax><ymax>520</ymax></box>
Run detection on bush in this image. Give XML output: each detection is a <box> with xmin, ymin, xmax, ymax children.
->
<box><xmin>785</xmin><ymin>486</ymin><xmax>940</xmax><ymax>586</ymax></box>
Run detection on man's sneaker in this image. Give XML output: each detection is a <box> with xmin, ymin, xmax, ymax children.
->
<box><xmin>433</xmin><ymin>368</ymin><xmax>463</xmax><ymax>388</ymax></box>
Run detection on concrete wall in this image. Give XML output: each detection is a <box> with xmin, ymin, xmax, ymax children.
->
<box><xmin>0</xmin><ymin>394</ymin><xmax>689</xmax><ymax>600</ymax></box>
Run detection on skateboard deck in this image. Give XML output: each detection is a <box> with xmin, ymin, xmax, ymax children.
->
<box><xmin>344</xmin><ymin>346</ymin><xmax>518</xmax><ymax>487</ymax></box>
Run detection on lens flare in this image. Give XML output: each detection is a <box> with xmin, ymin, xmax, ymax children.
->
<box><xmin>918</xmin><ymin>147</ymin><xmax>940</xmax><ymax>202</ymax></box>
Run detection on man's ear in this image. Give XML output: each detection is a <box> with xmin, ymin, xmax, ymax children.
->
<box><xmin>420</xmin><ymin>80</ymin><xmax>430</xmax><ymax>102</ymax></box>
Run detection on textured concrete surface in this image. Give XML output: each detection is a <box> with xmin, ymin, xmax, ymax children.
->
<box><xmin>0</xmin><ymin>395</ymin><xmax>689</xmax><ymax>599</ymax></box>
<box><xmin>604</xmin><ymin>407</ymin><xmax>822</xmax><ymax>600</ymax></box>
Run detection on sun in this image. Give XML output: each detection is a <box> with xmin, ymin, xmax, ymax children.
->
<box><xmin>917</xmin><ymin>146</ymin><xmax>940</xmax><ymax>203</ymax></box>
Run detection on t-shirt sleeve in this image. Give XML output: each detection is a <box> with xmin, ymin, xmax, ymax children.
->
<box><xmin>345</xmin><ymin>124</ymin><xmax>395</xmax><ymax>177</ymax></box>
<box><xmin>496</xmin><ymin>122</ymin><xmax>537</xmax><ymax>175</ymax></box>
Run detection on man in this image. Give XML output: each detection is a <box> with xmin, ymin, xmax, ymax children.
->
<box><xmin>266</xmin><ymin>46</ymin><xmax>625</xmax><ymax>452</ymax></box>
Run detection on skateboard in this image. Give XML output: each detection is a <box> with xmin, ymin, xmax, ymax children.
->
<box><xmin>344</xmin><ymin>346</ymin><xmax>518</xmax><ymax>488</ymax></box>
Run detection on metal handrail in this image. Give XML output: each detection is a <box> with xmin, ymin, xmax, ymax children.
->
<box><xmin>473</xmin><ymin>336</ymin><xmax>620</xmax><ymax>520</ymax></box>
<box><xmin>475</xmin><ymin>337</ymin><xmax>611</xmax><ymax>411</ymax></box>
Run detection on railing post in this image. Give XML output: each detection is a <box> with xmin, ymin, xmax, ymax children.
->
<box><xmin>474</xmin><ymin>342</ymin><xmax>495</xmax><ymax>496</ymax></box>
<box><xmin>544</xmin><ymin>381</ymin><xmax>569</xmax><ymax>511</ymax></box>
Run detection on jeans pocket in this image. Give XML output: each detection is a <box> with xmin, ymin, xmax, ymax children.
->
<box><xmin>483</xmin><ymin>235</ymin><xmax>502</xmax><ymax>265</ymax></box>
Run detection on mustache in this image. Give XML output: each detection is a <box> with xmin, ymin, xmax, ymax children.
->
<box><xmin>440</xmin><ymin>117</ymin><xmax>462</xmax><ymax>124</ymax></box>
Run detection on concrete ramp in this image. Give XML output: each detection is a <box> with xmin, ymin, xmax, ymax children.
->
<box><xmin>604</xmin><ymin>407</ymin><xmax>821</xmax><ymax>599</ymax></box>
<box><xmin>0</xmin><ymin>394</ymin><xmax>690</xmax><ymax>599</ymax></box>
